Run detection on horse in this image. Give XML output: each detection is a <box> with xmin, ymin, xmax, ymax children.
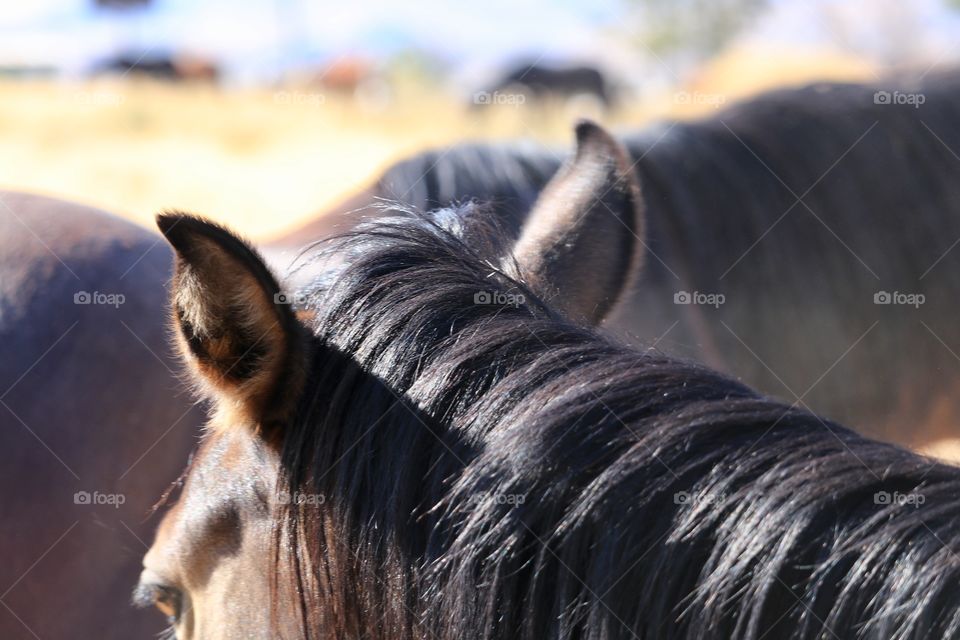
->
<box><xmin>473</xmin><ymin>62</ymin><xmax>615</xmax><ymax>109</ymax></box>
<box><xmin>0</xmin><ymin>193</ymin><xmax>203</xmax><ymax>639</ymax></box>
<box><xmin>95</xmin><ymin>55</ymin><xmax>220</xmax><ymax>83</ymax></box>
<box><xmin>139</xmin><ymin>124</ymin><xmax>960</xmax><ymax>639</ymax></box>
<box><xmin>280</xmin><ymin>70</ymin><xmax>960</xmax><ymax>449</ymax></box>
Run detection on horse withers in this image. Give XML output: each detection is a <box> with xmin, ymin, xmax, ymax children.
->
<box><xmin>138</xmin><ymin>124</ymin><xmax>960</xmax><ymax>639</ymax></box>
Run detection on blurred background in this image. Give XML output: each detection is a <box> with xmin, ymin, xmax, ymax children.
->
<box><xmin>1</xmin><ymin>0</ymin><xmax>958</xmax><ymax>238</ymax></box>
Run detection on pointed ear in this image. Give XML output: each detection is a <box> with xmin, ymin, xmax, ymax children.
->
<box><xmin>511</xmin><ymin>120</ymin><xmax>643</xmax><ymax>324</ymax></box>
<box><xmin>157</xmin><ymin>213</ymin><xmax>306</xmax><ymax>430</ymax></box>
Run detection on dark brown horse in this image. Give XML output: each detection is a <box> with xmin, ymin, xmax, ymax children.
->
<box><xmin>139</xmin><ymin>125</ymin><xmax>960</xmax><ymax>638</ymax></box>
<box><xmin>280</xmin><ymin>71</ymin><xmax>960</xmax><ymax>448</ymax></box>
<box><xmin>0</xmin><ymin>193</ymin><xmax>203</xmax><ymax>639</ymax></box>
<box><xmin>473</xmin><ymin>62</ymin><xmax>615</xmax><ymax>109</ymax></box>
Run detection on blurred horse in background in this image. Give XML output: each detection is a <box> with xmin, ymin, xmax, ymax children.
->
<box><xmin>0</xmin><ymin>193</ymin><xmax>202</xmax><ymax>639</ymax></box>
<box><xmin>472</xmin><ymin>62</ymin><xmax>615</xmax><ymax>109</ymax></box>
<box><xmin>286</xmin><ymin>70</ymin><xmax>960</xmax><ymax>449</ymax></box>
<box><xmin>95</xmin><ymin>54</ymin><xmax>220</xmax><ymax>83</ymax></box>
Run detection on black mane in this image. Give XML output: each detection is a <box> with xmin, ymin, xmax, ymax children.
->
<box><xmin>278</xmin><ymin>212</ymin><xmax>960</xmax><ymax>640</ymax></box>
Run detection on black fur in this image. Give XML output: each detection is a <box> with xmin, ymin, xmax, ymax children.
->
<box><xmin>478</xmin><ymin>63</ymin><xmax>614</xmax><ymax>107</ymax></box>
<box><xmin>275</xmin><ymin>211</ymin><xmax>960</xmax><ymax>640</ymax></box>
<box><xmin>369</xmin><ymin>71</ymin><xmax>960</xmax><ymax>443</ymax></box>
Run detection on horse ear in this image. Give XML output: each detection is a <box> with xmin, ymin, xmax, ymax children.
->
<box><xmin>157</xmin><ymin>213</ymin><xmax>305</xmax><ymax>431</ymax></box>
<box><xmin>511</xmin><ymin>120</ymin><xmax>643</xmax><ymax>324</ymax></box>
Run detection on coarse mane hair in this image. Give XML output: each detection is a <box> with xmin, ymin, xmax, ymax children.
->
<box><xmin>276</xmin><ymin>209</ymin><xmax>960</xmax><ymax>640</ymax></box>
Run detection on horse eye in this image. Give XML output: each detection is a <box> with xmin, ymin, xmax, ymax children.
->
<box><xmin>133</xmin><ymin>582</ymin><xmax>182</xmax><ymax>624</ymax></box>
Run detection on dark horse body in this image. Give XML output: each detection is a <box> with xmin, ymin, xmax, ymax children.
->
<box><xmin>139</xmin><ymin>126</ymin><xmax>960</xmax><ymax>638</ymax></box>
<box><xmin>475</xmin><ymin>62</ymin><xmax>614</xmax><ymax>108</ymax></box>
<box><xmin>283</xmin><ymin>71</ymin><xmax>960</xmax><ymax>447</ymax></box>
<box><xmin>0</xmin><ymin>193</ymin><xmax>202</xmax><ymax>638</ymax></box>
<box><xmin>95</xmin><ymin>55</ymin><xmax>219</xmax><ymax>82</ymax></box>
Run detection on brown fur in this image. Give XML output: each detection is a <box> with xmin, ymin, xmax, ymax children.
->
<box><xmin>0</xmin><ymin>192</ymin><xmax>203</xmax><ymax>639</ymax></box>
<box><xmin>141</xmin><ymin>213</ymin><xmax>319</xmax><ymax>637</ymax></box>
<box><xmin>158</xmin><ymin>213</ymin><xmax>308</xmax><ymax>431</ymax></box>
<box><xmin>140</xmin><ymin>428</ymin><xmax>286</xmax><ymax>637</ymax></box>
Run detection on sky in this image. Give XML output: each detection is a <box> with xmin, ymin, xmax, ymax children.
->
<box><xmin>0</xmin><ymin>0</ymin><xmax>626</xmax><ymax>78</ymax></box>
<box><xmin>1</xmin><ymin>0</ymin><xmax>959</xmax><ymax>81</ymax></box>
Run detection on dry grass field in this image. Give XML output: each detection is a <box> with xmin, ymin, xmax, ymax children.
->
<box><xmin>0</xmin><ymin>45</ymin><xmax>875</xmax><ymax>241</ymax></box>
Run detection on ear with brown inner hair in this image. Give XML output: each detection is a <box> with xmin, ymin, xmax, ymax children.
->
<box><xmin>157</xmin><ymin>213</ymin><xmax>306</xmax><ymax>431</ymax></box>
<box><xmin>510</xmin><ymin>120</ymin><xmax>644</xmax><ymax>325</ymax></box>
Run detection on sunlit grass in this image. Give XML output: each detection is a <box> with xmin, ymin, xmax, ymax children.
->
<box><xmin>0</xmin><ymin>45</ymin><xmax>875</xmax><ymax>239</ymax></box>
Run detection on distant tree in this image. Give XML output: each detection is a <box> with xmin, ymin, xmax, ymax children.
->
<box><xmin>629</xmin><ymin>0</ymin><xmax>769</xmax><ymax>62</ymax></box>
<box><xmin>820</xmin><ymin>0</ymin><xmax>934</xmax><ymax>66</ymax></box>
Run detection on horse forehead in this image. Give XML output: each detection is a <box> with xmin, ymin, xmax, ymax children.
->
<box><xmin>158</xmin><ymin>430</ymin><xmax>272</xmax><ymax>546</ymax></box>
<box><xmin>147</xmin><ymin>429</ymin><xmax>276</xmax><ymax>584</ymax></box>
<box><xmin>186</xmin><ymin>429</ymin><xmax>275</xmax><ymax>514</ymax></box>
